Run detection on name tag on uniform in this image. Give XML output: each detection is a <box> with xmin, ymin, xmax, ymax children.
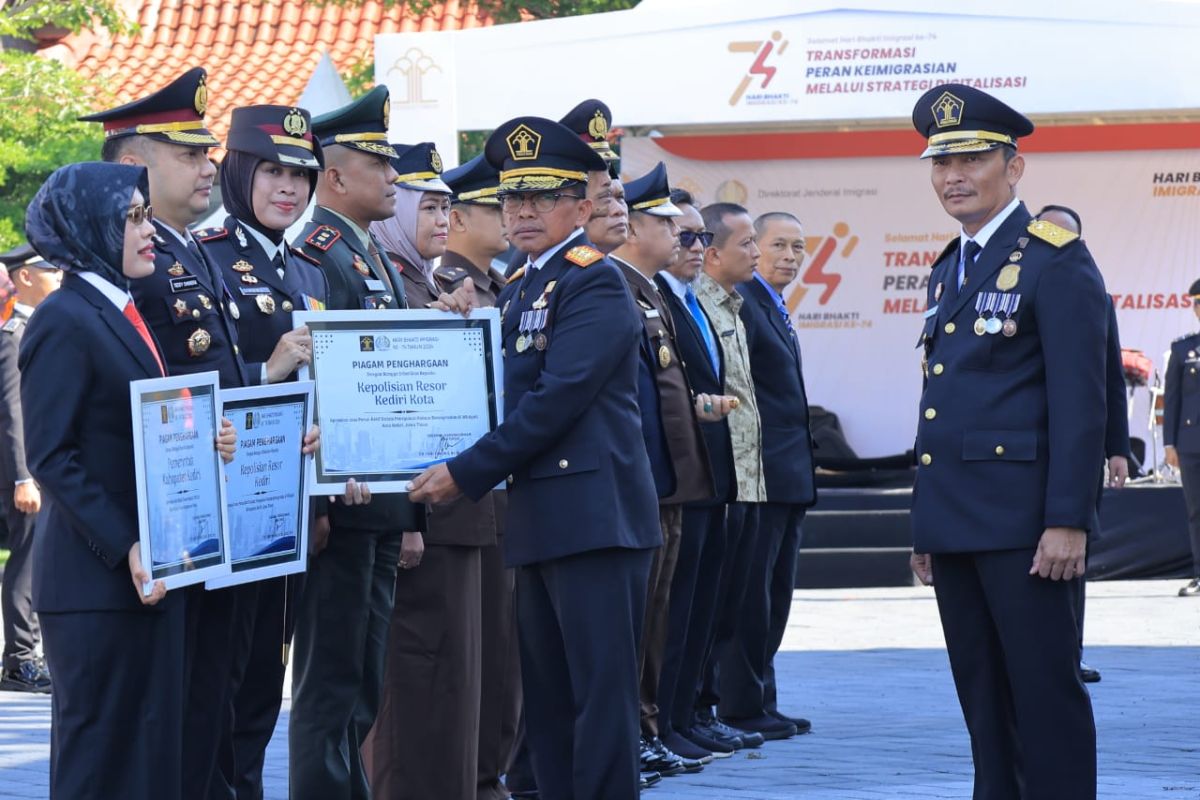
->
<box><xmin>169</xmin><ymin>276</ymin><xmax>200</xmax><ymax>293</ymax></box>
<box><xmin>239</xmin><ymin>285</ymin><xmax>271</xmax><ymax>296</ymax></box>
<box><xmin>364</xmin><ymin>279</ymin><xmax>386</xmax><ymax>292</ymax></box>
<box><xmin>923</xmin><ymin>305</ymin><xmax>939</xmax><ymax>319</ymax></box>
<box><xmin>643</xmin><ymin>308</ymin><xmax>660</xmax><ymax>319</ymax></box>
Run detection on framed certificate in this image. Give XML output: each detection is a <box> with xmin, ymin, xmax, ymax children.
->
<box><xmin>295</xmin><ymin>308</ymin><xmax>503</xmax><ymax>493</ymax></box>
<box><xmin>205</xmin><ymin>382</ymin><xmax>315</xmax><ymax>590</ymax></box>
<box><xmin>130</xmin><ymin>372</ymin><xmax>230</xmax><ymax>593</ymax></box>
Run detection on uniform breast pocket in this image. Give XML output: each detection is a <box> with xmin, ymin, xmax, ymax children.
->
<box><xmin>961</xmin><ymin>430</ymin><xmax>1038</xmax><ymax>462</ymax></box>
<box><xmin>528</xmin><ymin>451</ymin><xmax>599</xmax><ymax>479</ymax></box>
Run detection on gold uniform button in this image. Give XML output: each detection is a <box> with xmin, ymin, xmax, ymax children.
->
<box><xmin>233</xmin><ymin>345</ymin><xmax>240</xmax><ymax>355</ymax></box>
<box><xmin>924</xmin><ymin>408</ymin><xmax>936</xmax><ymax>420</ymax></box>
<box><xmin>558</xmin><ymin>459</ymin><xmax>569</xmax><ymax>469</ymax></box>
<box><xmin>192</xmin><ymin>309</ymin><xmax>201</xmax><ymax>319</ymax></box>
<box><xmin>932</xmin><ymin>363</ymin><xmax>944</xmax><ymax>375</ymax></box>
<box><xmin>1191</xmin><ymin>367</ymin><xmax>1197</xmax><ymax>375</ymax></box>
<box><xmin>920</xmin><ymin>453</ymin><xmax>932</xmax><ymax>466</ymax></box>
<box><xmin>995</xmin><ymin>445</ymin><xmax>1006</xmax><ymax>456</ymax></box>
<box><xmin>944</xmin><ymin>322</ymin><xmax>956</xmax><ymax>334</ymax></box>
<box><xmin>506</xmin><ymin>474</ymin><xmax>514</xmax><ymax>484</ymax></box>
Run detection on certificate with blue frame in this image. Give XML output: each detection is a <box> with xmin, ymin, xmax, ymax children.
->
<box><xmin>130</xmin><ymin>371</ymin><xmax>230</xmax><ymax>593</ymax></box>
<box><xmin>206</xmin><ymin>381</ymin><xmax>314</xmax><ymax>590</ymax></box>
<box><xmin>295</xmin><ymin>308</ymin><xmax>503</xmax><ymax>493</ymax></box>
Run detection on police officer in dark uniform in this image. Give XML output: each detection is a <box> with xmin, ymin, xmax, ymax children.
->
<box><xmin>610</xmin><ymin>162</ymin><xmax>717</xmax><ymax>779</ymax></box>
<box><xmin>0</xmin><ymin>244</ymin><xmax>59</xmax><ymax>694</ymax></box>
<box><xmin>909</xmin><ymin>84</ymin><xmax>1106</xmax><ymax>799</ymax></box>
<box><xmin>438</xmin><ymin>153</ymin><xmax>522</xmax><ymax>800</ymax></box>
<box><xmin>1164</xmin><ymin>278</ymin><xmax>1200</xmax><ymax>596</ymax></box>
<box><xmin>194</xmin><ymin>103</ymin><xmax>328</xmax><ymax>799</ymax></box>
<box><xmin>288</xmin><ymin>86</ymin><xmax>425</xmax><ymax>800</ymax></box>
<box><xmin>409</xmin><ymin>116</ymin><xmax>662</xmax><ymax>800</ymax></box>
<box><xmin>86</xmin><ymin>68</ymin><xmax>314</xmax><ymax>800</ymax></box>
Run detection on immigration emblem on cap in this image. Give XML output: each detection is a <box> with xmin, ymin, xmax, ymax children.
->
<box><xmin>932</xmin><ymin>91</ymin><xmax>964</xmax><ymax>129</ymax></box>
<box><xmin>507</xmin><ymin>125</ymin><xmax>542</xmax><ymax>161</ymax></box>
<box><xmin>588</xmin><ymin>109</ymin><xmax>608</xmax><ymax>141</ymax></box>
<box><xmin>283</xmin><ymin>108</ymin><xmax>308</xmax><ymax>136</ymax></box>
<box><xmin>431</xmin><ymin>149</ymin><xmax>443</xmax><ymax>173</ymax></box>
<box><xmin>382</xmin><ymin>97</ymin><xmax>391</xmax><ymax>123</ymax></box>
<box><xmin>194</xmin><ymin>76</ymin><xmax>208</xmax><ymax>116</ymax></box>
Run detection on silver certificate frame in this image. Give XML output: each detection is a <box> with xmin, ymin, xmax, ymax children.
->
<box><xmin>129</xmin><ymin>371</ymin><xmax>231</xmax><ymax>593</ymax></box>
<box><xmin>294</xmin><ymin>308</ymin><xmax>503</xmax><ymax>494</ymax></box>
<box><xmin>205</xmin><ymin>381</ymin><xmax>315</xmax><ymax>590</ymax></box>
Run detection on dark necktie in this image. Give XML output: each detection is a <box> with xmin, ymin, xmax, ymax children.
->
<box><xmin>958</xmin><ymin>239</ymin><xmax>982</xmax><ymax>290</ymax></box>
<box><xmin>685</xmin><ymin>285</ymin><xmax>720</xmax><ymax>376</ymax></box>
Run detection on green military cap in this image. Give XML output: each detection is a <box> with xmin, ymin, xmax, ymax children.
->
<box><xmin>312</xmin><ymin>85</ymin><xmax>398</xmax><ymax>160</ymax></box>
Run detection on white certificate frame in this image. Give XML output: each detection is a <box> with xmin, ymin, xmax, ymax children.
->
<box><xmin>295</xmin><ymin>308</ymin><xmax>503</xmax><ymax>494</ymax></box>
<box><xmin>205</xmin><ymin>381</ymin><xmax>315</xmax><ymax>590</ymax></box>
<box><xmin>129</xmin><ymin>371</ymin><xmax>231</xmax><ymax>593</ymax></box>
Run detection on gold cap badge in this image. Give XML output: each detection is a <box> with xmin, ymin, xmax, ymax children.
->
<box><xmin>194</xmin><ymin>76</ymin><xmax>209</xmax><ymax>116</ymax></box>
<box><xmin>283</xmin><ymin>108</ymin><xmax>307</xmax><ymax>137</ymax></box>
<box><xmin>587</xmin><ymin>109</ymin><xmax>609</xmax><ymax>141</ymax></box>
<box><xmin>430</xmin><ymin>149</ymin><xmax>443</xmax><ymax>173</ymax></box>
<box><xmin>931</xmin><ymin>90</ymin><xmax>964</xmax><ymax>129</ymax></box>
<box><xmin>506</xmin><ymin>124</ymin><xmax>542</xmax><ymax>161</ymax></box>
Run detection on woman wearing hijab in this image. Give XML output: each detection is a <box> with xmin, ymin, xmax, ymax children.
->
<box><xmin>366</xmin><ymin>142</ymin><xmax>493</xmax><ymax>800</ymax></box>
<box><xmin>20</xmin><ymin>161</ymin><xmax>236</xmax><ymax>798</ymax></box>
<box><xmin>195</xmin><ymin>104</ymin><xmax>340</xmax><ymax>799</ymax></box>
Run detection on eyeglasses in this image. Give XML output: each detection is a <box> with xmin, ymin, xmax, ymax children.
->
<box><xmin>678</xmin><ymin>230</ymin><xmax>715</xmax><ymax>248</ymax></box>
<box><xmin>499</xmin><ymin>192</ymin><xmax>584</xmax><ymax>214</ymax></box>
<box><xmin>126</xmin><ymin>204</ymin><xmax>154</xmax><ymax>226</ymax></box>
<box><xmin>1193</xmin><ymin>297</ymin><xmax>1200</xmax><ymax>307</ymax></box>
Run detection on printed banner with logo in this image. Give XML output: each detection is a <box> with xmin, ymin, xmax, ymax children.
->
<box><xmin>622</xmin><ymin>136</ymin><xmax>1200</xmax><ymax>457</ymax></box>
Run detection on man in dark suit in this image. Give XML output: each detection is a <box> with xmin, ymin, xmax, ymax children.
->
<box><xmin>652</xmin><ymin>189</ymin><xmax>742</xmax><ymax>762</ymax></box>
<box><xmin>611</xmin><ymin>162</ymin><xmax>718</xmax><ymax>780</ymax></box>
<box><xmin>909</xmin><ymin>84</ymin><xmax>1106</xmax><ymax>799</ymax></box>
<box><xmin>1035</xmin><ymin>204</ymin><xmax>1130</xmax><ymax>684</ymax></box>
<box><xmin>718</xmin><ymin>211</ymin><xmax>817</xmax><ymax>738</ymax></box>
<box><xmin>409</xmin><ymin>116</ymin><xmax>662</xmax><ymax>800</ymax></box>
<box><xmin>1165</xmin><ymin>278</ymin><xmax>1200</xmax><ymax>598</ymax></box>
<box><xmin>289</xmin><ymin>86</ymin><xmax>425</xmax><ymax>800</ymax></box>
<box><xmin>0</xmin><ymin>244</ymin><xmax>59</xmax><ymax>694</ymax></box>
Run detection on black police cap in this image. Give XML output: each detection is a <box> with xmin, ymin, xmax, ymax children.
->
<box><xmin>484</xmin><ymin>116</ymin><xmax>607</xmax><ymax>193</ymax></box>
<box><xmin>624</xmin><ymin>162</ymin><xmax>682</xmax><ymax>217</ymax></box>
<box><xmin>443</xmin><ymin>153</ymin><xmax>500</xmax><ymax>205</ymax></box>
<box><xmin>311</xmin><ymin>86</ymin><xmax>397</xmax><ymax>159</ymax></box>
<box><xmin>1188</xmin><ymin>278</ymin><xmax>1200</xmax><ymax>297</ymax></box>
<box><xmin>389</xmin><ymin>142</ymin><xmax>450</xmax><ymax>192</ymax></box>
<box><xmin>0</xmin><ymin>243</ymin><xmax>45</xmax><ymax>270</ymax></box>
<box><xmin>226</xmin><ymin>105</ymin><xmax>321</xmax><ymax>170</ymax></box>
<box><xmin>912</xmin><ymin>83</ymin><xmax>1034</xmax><ymax>159</ymax></box>
<box><xmin>558</xmin><ymin>99</ymin><xmax>617</xmax><ymax>163</ymax></box>
<box><xmin>79</xmin><ymin>67</ymin><xmax>218</xmax><ymax>148</ymax></box>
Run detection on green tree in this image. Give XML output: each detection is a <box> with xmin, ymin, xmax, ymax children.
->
<box><xmin>0</xmin><ymin>1</ymin><xmax>130</xmax><ymax>249</ymax></box>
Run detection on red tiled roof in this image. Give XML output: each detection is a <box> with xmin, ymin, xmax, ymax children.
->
<box><xmin>40</xmin><ymin>0</ymin><xmax>492</xmax><ymax>144</ymax></box>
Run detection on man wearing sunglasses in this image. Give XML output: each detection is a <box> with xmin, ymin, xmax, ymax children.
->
<box><xmin>409</xmin><ymin>116</ymin><xmax>661</xmax><ymax>800</ymax></box>
<box><xmin>1164</xmin><ymin>277</ymin><xmax>1200</xmax><ymax>597</ymax></box>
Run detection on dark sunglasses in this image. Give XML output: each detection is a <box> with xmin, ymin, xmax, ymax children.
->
<box><xmin>126</xmin><ymin>204</ymin><xmax>154</xmax><ymax>226</ymax></box>
<box><xmin>679</xmin><ymin>230</ymin><xmax>714</xmax><ymax>248</ymax></box>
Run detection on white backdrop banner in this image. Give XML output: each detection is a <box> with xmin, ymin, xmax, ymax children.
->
<box><xmin>622</xmin><ymin>137</ymin><xmax>1200</xmax><ymax>457</ymax></box>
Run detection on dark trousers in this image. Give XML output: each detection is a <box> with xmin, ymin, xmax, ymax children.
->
<box><xmin>41</xmin><ymin>597</ymin><xmax>186</xmax><ymax>799</ymax></box>
<box><xmin>719</xmin><ymin>503</ymin><xmax>805</xmax><ymax>718</ymax></box>
<box><xmin>183</xmin><ymin>583</ymin><xmax>244</xmax><ymax>800</ymax></box>
<box><xmin>661</xmin><ymin>505</ymin><xmax>725</xmax><ymax>736</ymax></box>
<box><xmin>367</xmin><ymin>543</ymin><xmax>482</xmax><ymax>800</ymax></box>
<box><xmin>638</xmin><ymin>504</ymin><xmax>683</xmax><ymax>739</ymax></box>
<box><xmin>932</xmin><ymin>549</ymin><xmax>1096</xmax><ymax>800</ymax></box>
<box><xmin>1</xmin><ymin>501</ymin><xmax>38</xmax><ymax>671</ymax></box>
<box><xmin>504</xmin><ymin>720</ymin><xmax>537</xmax><ymax>795</ymax></box>
<box><xmin>698</xmin><ymin>502</ymin><xmax>760</xmax><ymax>712</ymax></box>
<box><xmin>229</xmin><ymin>576</ymin><xmax>297</xmax><ymax>800</ymax></box>
<box><xmin>289</xmin><ymin>528</ymin><xmax>401</xmax><ymax>800</ymax></box>
<box><xmin>517</xmin><ymin>547</ymin><xmax>653</xmax><ymax>800</ymax></box>
<box><xmin>1178</xmin><ymin>453</ymin><xmax>1200</xmax><ymax>575</ymax></box>
<box><xmin>478</xmin><ymin>538</ymin><xmax>521</xmax><ymax>800</ymax></box>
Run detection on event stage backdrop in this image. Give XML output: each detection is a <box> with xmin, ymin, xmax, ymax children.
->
<box><xmin>622</xmin><ymin>135</ymin><xmax>1200</xmax><ymax>457</ymax></box>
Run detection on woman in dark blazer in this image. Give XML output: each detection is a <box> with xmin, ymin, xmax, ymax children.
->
<box><xmin>21</xmin><ymin>162</ymin><xmax>234</xmax><ymax>799</ymax></box>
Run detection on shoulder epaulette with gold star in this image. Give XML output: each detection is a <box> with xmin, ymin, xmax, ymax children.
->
<box><xmin>1027</xmin><ymin>219</ymin><xmax>1079</xmax><ymax>248</ymax></box>
<box><xmin>291</xmin><ymin>246</ymin><xmax>321</xmax><ymax>266</ymax></box>
<box><xmin>305</xmin><ymin>226</ymin><xmax>341</xmax><ymax>252</ymax></box>
<box><xmin>564</xmin><ymin>245</ymin><xmax>603</xmax><ymax>268</ymax></box>
<box><xmin>507</xmin><ymin>266</ymin><xmax>527</xmax><ymax>284</ymax></box>
<box><xmin>194</xmin><ymin>227</ymin><xmax>227</xmax><ymax>242</ymax></box>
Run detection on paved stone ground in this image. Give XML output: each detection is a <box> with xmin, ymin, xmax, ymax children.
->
<box><xmin>2</xmin><ymin>580</ymin><xmax>1198</xmax><ymax>799</ymax></box>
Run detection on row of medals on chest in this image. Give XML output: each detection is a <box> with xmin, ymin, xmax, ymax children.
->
<box><xmin>169</xmin><ymin>259</ymin><xmax>292</xmax><ymax>356</ymax></box>
<box><xmin>937</xmin><ymin>256</ymin><xmax>1023</xmax><ymax>338</ymax></box>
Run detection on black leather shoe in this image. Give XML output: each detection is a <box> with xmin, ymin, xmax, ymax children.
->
<box><xmin>685</xmin><ymin>725</ymin><xmax>738</xmax><ymax>757</ymax></box>
<box><xmin>768</xmin><ymin>709</ymin><xmax>813</xmax><ymax>734</ymax></box>
<box><xmin>1080</xmin><ymin>662</ymin><xmax>1101</xmax><ymax>683</ymax></box>
<box><xmin>662</xmin><ymin>730</ymin><xmax>714</xmax><ymax>763</ymax></box>
<box><xmin>1180</xmin><ymin>578</ymin><xmax>1200</xmax><ymax>597</ymax></box>
<box><xmin>640</xmin><ymin>771</ymin><xmax>661</xmax><ymax>791</ymax></box>
<box><xmin>702</xmin><ymin>716</ymin><xmax>764</xmax><ymax>748</ymax></box>
<box><xmin>722</xmin><ymin>714</ymin><xmax>797</xmax><ymax>740</ymax></box>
